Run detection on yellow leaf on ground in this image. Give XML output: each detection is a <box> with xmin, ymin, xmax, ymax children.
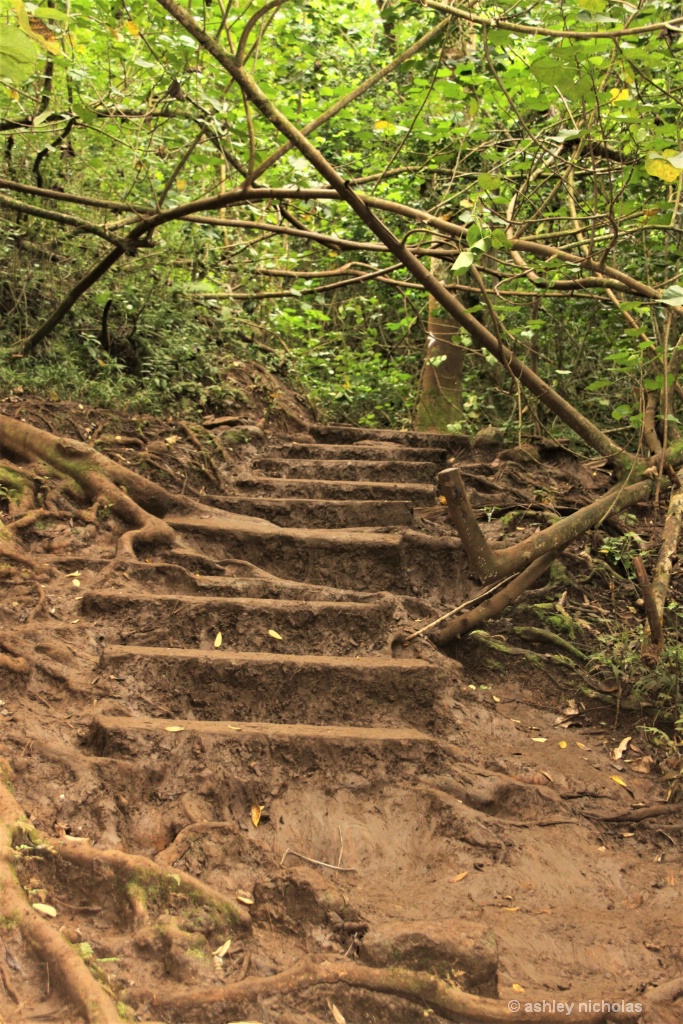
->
<box><xmin>449</xmin><ymin>871</ymin><xmax>469</xmax><ymax>883</ymax></box>
<box><xmin>251</xmin><ymin>805</ymin><xmax>264</xmax><ymax>827</ymax></box>
<box><xmin>512</xmin><ymin>983</ymin><xmax>525</xmax><ymax>993</ymax></box>
<box><xmin>611</xmin><ymin>774</ymin><xmax>629</xmax><ymax>789</ymax></box>
<box><xmin>532</xmin><ymin>737</ymin><xmax>547</xmax><ymax>743</ymax></box>
<box><xmin>268</xmin><ymin>629</ymin><xmax>283</xmax><ymax>640</ymax></box>
<box><xmin>212</xmin><ymin>938</ymin><xmax>232</xmax><ymax>957</ymax></box>
<box><xmin>32</xmin><ymin>903</ymin><xmax>57</xmax><ymax>917</ymax></box>
<box><xmin>559</xmin><ymin>741</ymin><xmax>567</xmax><ymax>749</ymax></box>
<box><xmin>330</xmin><ymin>1004</ymin><xmax>347</xmax><ymax>1024</ymax></box>
<box><xmin>214</xmin><ymin>632</ymin><xmax>223</xmax><ymax>648</ymax></box>
<box><xmin>164</xmin><ymin>726</ymin><xmax>184</xmax><ymax>733</ymax></box>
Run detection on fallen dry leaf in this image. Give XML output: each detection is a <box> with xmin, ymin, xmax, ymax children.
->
<box><xmin>72</xmin><ymin>578</ymin><xmax>81</xmax><ymax>588</ymax></box>
<box><xmin>32</xmin><ymin>903</ymin><xmax>57</xmax><ymax>918</ymax></box>
<box><xmin>449</xmin><ymin>871</ymin><xmax>469</xmax><ymax>883</ymax></box>
<box><xmin>512</xmin><ymin>983</ymin><xmax>525</xmax><ymax>993</ymax></box>
<box><xmin>630</xmin><ymin>756</ymin><xmax>654</xmax><ymax>774</ymax></box>
<box><xmin>559</xmin><ymin>741</ymin><xmax>567</xmax><ymax>749</ymax></box>
<box><xmin>236</xmin><ymin>895</ymin><xmax>254</xmax><ymax>906</ymax></box>
<box><xmin>164</xmin><ymin>726</ymin><xmax>185</xmax><ymax>733</ymax></box>
<box><xmin>329</xmin><ymin>1003</ymin><xmax>346</xmax><ymax>1024</ymax></box>
<box><xmin>214</xmin><ymin>631</ymin><xmax>223</xmax><ymax>648</ymax></box>
<box><xmin>268</xmin><ymin>629</ymin><xmax>283</xmax><ymax>640</ymax></box>
<box><xmin>531</xmin><ymin>737</ymin><xmax>547</xmax><ymax>743</ymax></box>
<box><xmin>612</xmin><ymin>736</ymin><xmax>632</xmax><ymax>761</ymax></box>
<box><xmin>212</xmin><ymin>938</ymin><xmax>232</xmax><ymax>957</ymax></box>
<box><xmin>610</xmin><ymin>774</ymin><xmax>630</xmax><ymax>789</ymax></box>
<box><xmin>251</xmin><ymin>805</ymin><xmax>264</xmax><ymax>827</ymax></box>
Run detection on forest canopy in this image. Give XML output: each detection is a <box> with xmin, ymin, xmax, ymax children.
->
<box><xmin>0</xmin><ymin>0</ymin><xmax>682</xmax><ymax>440</ymax></box>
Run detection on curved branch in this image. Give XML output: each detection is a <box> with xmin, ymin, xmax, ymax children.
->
<box><xmin>415</xmin><ymin>0</ymin><xmax>683</xmax><ymax>40</ymax></box>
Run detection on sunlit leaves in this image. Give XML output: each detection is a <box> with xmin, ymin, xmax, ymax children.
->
<box><xmin>644</xmin><ymin>151</ymin><xmax>683</xmax><ymax>183</ymax></box>
<box><xmin>0</xmin><ymin>24</ymin><xmax>37</xmax><ymax>84</ymax></box>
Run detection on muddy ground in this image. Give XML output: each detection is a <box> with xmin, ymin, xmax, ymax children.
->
<box><xmin>0</xmin><ymin>387</ymin><xmax>681</xmax><ymax>1024</ymax></box>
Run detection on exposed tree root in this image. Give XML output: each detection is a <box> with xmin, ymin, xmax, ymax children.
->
<box><xmin>155</xmin><ymin>820</ymin><xmax>234</xmax><ymax>868</ymax></box>
<box><xmin>0</xmin><ymin>413</ymin><xmax>190</xmax><ymax>554</ymax></box>
<box><xmin>0</xmin><ymin>783</ymin><xmax>122</xmax><ymax>1024</ymax></box>
<box><xmin>131</xmin><ymin>953</ymin><xmax>655</xmax><ymax>1022</ymax></box>
<box><xmin>0</xmin><ymin>770</ymin><xmax>253</xmax><ymax>1020</ymax></box>
<box><xmin>0</xmin><ymin>651</ymin><xmax>30</xmax><ymax>675</ymax></box>
<box><xmin>52</xmin><ymin>840</ymin><xmax>252</xmax><ymax>932</ymax></box>
<box><xmin>0</xmin><ymin>413</ymin><xmax>248</xmax><ymax>565</ymax></box>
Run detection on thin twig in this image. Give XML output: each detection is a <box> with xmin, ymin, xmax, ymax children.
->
<box><xmin>280</xmin><ymin>849</ymin><xmax>356</xmax><ymax>872</ymax></box>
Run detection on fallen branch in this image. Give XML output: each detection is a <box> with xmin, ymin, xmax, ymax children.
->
<box><xmin>632</xmin><ymin>555</ymin><xmax>664</xmax><ymax>650</ymax></box>
<box><xmin>402</xmin><ymin>574</ymin><xmax>517</xmax><ymax>642</ymax></box>
<box><xmin>647</xmin><ymin>477</ymin><xmax>683</xmax><ymax>647</ymax></box>
<box><xmin>437</xmin><ymin>467</ymin><xmax>654</xmax><ymax>582</ymax></box>
<box><xmin>280</xmin><ymin>849</ymin><xmax>356</xmax><ymax>872</ymax></box>
<box><xmin>435</xmin><ymin>554</ymin><xmax>555</xmax><ymax>645</ymax></box>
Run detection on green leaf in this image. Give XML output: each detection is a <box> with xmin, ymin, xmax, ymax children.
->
<box><xmin>0</xmin><ymin>24</ymin><xmax>37</xmax><ymax>85</ymax></box>
<box><xmin>452</xmin><ymin>251</ymin><xmax>475</xmax><ymax>275</ymax></box>
<box><xmin>661</xmin><ymin>286</ymin><xmax>683</xmax><ymax>307</ymax></box>
<box><xmin>611</xmin><ymin>404</ymin><xmax>632</xmax><ymax>421</ymax></box>
<box><xmin>477</xmin><ymin>172</ymin><xmax>501</xmax><ymax>191</ymax></box>
<box><xmin>490</xmin><ymin>228</ymin><xmax>511</xmax><ymax>250</ymax></box>
<box><xmin>32</xmin><ymin>6</ymin><xmax>70</xmax><ymax>19</ymax></box>
<box><xmin>530</xmin><ymin>55</ymin><xmax>577</xmax><ymax>89</ymax></box>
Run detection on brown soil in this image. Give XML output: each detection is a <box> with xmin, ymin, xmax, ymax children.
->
<box><xmin>0</xmin><ymin>395</ymin><xmax>681</xmax><ymax>1024</ymax></box>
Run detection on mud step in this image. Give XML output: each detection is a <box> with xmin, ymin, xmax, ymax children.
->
<box><xmin>234</xmin><ymin>476</ymin><xmax>435</xmax><ymax>503</ymax></box>
<box><xmin>101</xmin><ymin>646</ymin><xmax>445</xmax><ymax>728</ymax></box>
<box><xmin>204</xmin><ymin>495</ymin><xmax>414</xmax><ymax>528</ymax></box>
<box><xmin>95</xmin><ymin>562</ymin><xmax>389</xmax><ymax>604</ymax></box>
<box><xmin>90</xmin><ymin>715</ymin><xmax>437</xmax><ymax>750</ymax></box>
<box><xmin>252</xmin><ymin>458</ymin><xmax>440</xmax><ymax>483</ymax></box>
<box><xmin>311</xmin><ymin>425</ymin><xmax>469</xmax><ymax>449</ymax></box>
<box><xmin>83</xmin><ymin>592</ymin><xmax>394</xmax><ymax>655</ymax></box>
<box><xmin>268</xmin><ymin>442</ymin><xmax>450</xmax><ymax>463</ymax></box>
<box><xmin>167</xmin><ymin>515</ymin><xmax>464</xmax><ymax>599</ymax></box>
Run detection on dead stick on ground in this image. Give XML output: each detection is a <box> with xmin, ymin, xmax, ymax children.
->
<box><xmin>280</xmin><ymin>849</ymin><xmax>356</xmax><ymax>872</ymax></box>
<box><xmin>632</xmin><ymin>555</ymin><xmax>664</xmax><ymax>649</ymax></box>
<box><xmin>586</xmin><ymin>803</ymin><xmax>676</xmax><ymax>823</ymax></box>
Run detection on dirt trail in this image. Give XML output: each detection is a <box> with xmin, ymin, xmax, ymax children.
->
<box><xmin>1</xmin><ymin>420</ymin><xmax>681</xmax><ymax>1023</ymax></box>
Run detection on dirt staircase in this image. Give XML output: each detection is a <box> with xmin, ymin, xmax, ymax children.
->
<box><xmin>8</xmin><ymin>424</ymin><xmax>682</xmax><ymax>1022</ymax></box>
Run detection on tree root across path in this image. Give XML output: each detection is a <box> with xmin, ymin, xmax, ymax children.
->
<box><xmin>0</xmin><ymin>412</ymin><xmax>268</xmax><ymax>566</ymax></box>
<box><xmin>130</xmin><ymin>955</ymin><xmax>675</xmax><ymax>1023</ymax></box>
<box><xmin>0</xmin><ymin>783</ymin><xmax>123</xmax><ymax>1024</ymax></box>
<box><xmin>0</xmin><ymin>772</ymin><xmax>250</xmax><ymax>1022</ymax></box>
<box><xmin>7</xmin><ymin>773</ymin><xmax>671</xmax><ymax>1024</ymax></box>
